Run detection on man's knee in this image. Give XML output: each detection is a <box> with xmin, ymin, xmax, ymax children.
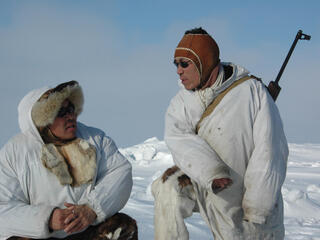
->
<box><xmin>95</xmin><ymin>213</ymin><xmax>138</xmax><ymax>240</ymax></box>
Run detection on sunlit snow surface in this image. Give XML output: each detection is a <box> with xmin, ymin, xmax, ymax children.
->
<box><xmin>120</xmin><ymin>138</ymin><xmax>320</xmax><ymax>239</ymax></box>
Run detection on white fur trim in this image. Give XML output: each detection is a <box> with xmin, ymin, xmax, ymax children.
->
<box><xmin>31</xmin><ymin>83</ymin><xmax>84</xmax><ymax>127</ymax></box>
<box><xmin>41</xmin><ymin>138</ymin><xmax>96</xmax><ymax>186</ymax></box>
<box><xmin>152</xmin><ymin>170</ymin><xmax>196</xmax><ymax>240</ymax></box>
<box><xmin>41</xmin><ymin>144</ymin><xmax>73</xmax><ymax>185</ymax></box>
<box><xmin>61</xmin><ymin>139</ymin><xmax>96</xmax><ymax>186</ymax></box>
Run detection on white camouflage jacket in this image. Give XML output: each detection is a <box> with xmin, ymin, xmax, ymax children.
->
<box><xmin>0</xmin><ymin>87</ymin><xmax>133</xmax><ymax>239</ymax></box>
<box><xmin>165</xmin><ymin>63</ymin><xmax>288</xmax><ymax>233</ymax></box>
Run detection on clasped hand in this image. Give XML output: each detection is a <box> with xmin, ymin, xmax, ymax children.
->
<box><xmin>49</xmin><ymin>202</ymin><xmax>97</xmax><ymax>234</ymax></box>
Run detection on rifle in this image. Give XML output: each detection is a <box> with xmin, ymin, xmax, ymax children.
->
<box><xmin>267</xmin><ymin>30</ymin><xmax>311</xmax><ymax>101</ymax></box>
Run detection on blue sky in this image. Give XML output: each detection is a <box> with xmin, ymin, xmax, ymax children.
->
<box><xmin>0</xmin><ymin>0</ymin><xmax>319</xmax><ymax>147</ymax></box>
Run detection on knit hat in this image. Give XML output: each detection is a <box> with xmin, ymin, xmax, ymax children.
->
<box><xmin>174</xmin><ymin>33</ymin><xmax>220</xmax><ymax>87</ymax></box>
<box><xmin>31</xmin><ymin>81</ymin><xmax>84</xmax><ymax>127</ymax></box>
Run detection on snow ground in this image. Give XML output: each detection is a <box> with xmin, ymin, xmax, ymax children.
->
<box><xmin>120</xmin><ymin>138</ymin><xmax>320</xmax><ymax>240</ymax></box>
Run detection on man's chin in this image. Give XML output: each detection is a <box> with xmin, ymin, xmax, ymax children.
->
<box><xmin>184</xmin><ymin>84</ymin><xmax>193</xmax><ymax>90</ymax></box>
<box><xmin>64</xmin><ymin>128</ymin><xmax>77</xmax><ymax>139</ymax></box>
<box><xmin>181</xmin><ymin>82</ymin><xmax>189</xmax><ymax>89</ymax></box>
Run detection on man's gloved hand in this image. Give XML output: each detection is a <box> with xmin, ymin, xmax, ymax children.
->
<box><xmin>211</xmin><ymin>178</ymin><xmax>232</xmax><ymax>194</ymax></box>
<box><xmin>161</xmin><ymin>165</ymin><xmax>192</xmax><ymax>188</ymax></box>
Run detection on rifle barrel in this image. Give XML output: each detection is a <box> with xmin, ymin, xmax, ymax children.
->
<box><xmin>275</xmin><ymin>30</ymin><xmax>301</xmax><ymax>84</ymax></box>
<box><xmin>267</xmin><ymin>30</ymin><xmax>311</xmax><ymax>101</ymax></box>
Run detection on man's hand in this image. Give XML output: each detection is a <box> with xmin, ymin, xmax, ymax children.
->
<box><xmin>49</xmin><ymin>207</ymin><xmax>73</xmax><ymax>231</ymax></box>
<box><xmin>212</xmin><ymin>178</ymin><xmax>232</xmax><ymax>193</ymax></box>
<box><xmin>63</xmin><ymin>202</ymin><xmax>97</xmax><ymax>234</ymax></box>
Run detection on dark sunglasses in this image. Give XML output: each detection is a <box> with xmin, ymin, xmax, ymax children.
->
<box><xmin>173</xmin><ymin>60</ymin><xmax>191</xmax><ymax>68</ymax></box>
<box><xmin>57</xmin><ymin>102</ymin><xmax>75</xmax><ymax>118</ymax></box>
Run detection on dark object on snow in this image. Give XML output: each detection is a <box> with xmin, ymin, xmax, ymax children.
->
<box><xmin>8</xmin><ymin>213</ymin><xmax>138</xmax><ymax>240</ymax></box>
<box><xmin>268</xmin><ymin>30</ymin><xmax>311</xmax><ymax>101</ymax></box>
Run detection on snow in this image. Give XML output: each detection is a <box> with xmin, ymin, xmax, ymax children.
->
<box><xmin>119</xmin><ymin>138</ymin><xmax>320</xmax><ymax>240</ymax></box>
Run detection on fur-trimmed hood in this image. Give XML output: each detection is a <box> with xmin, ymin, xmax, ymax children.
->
<box><xmin>18</xmin><ymin>81</ymin><xmax>83</xmax><ymax>142</ymax></box>
<box><xmin>18</xmin><ymin>86</ymin><xmax>49</xmax><ymax>140</ymax></box>
<box><xmin>31</xmin><ymin>81</ymin><xmax>84</xmax><ymax>128</ymax></box>
<box><xmin>18</xmin><ymin>81</ymin><xmax>96</xmax><ymax>187</ymax></box>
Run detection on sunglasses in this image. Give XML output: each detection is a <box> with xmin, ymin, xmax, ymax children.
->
<box><xmin>57</xmin><ymin>102</ymin><xmax>75</xmax><ymax>118</ymax></box>
<box><xmin>173</xmin><ymin>60</ymin><xmax>191</xmax><ymax>68</ymax></box>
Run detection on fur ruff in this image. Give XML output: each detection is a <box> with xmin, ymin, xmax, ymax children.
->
<box><xmin>31</xmin><ymin>83</ymin><xmax>84</xmax><ymax>127</ymax></box>
<box><xmin>41</xmin><ymin>138</ymin><xmax>96</xmax><ymax>186</ymax></box>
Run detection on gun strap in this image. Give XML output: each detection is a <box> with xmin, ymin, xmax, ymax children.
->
<box><xmin>195</xmin><ymin>75</ymin><xmax>260</xmax><ymax>134</ymax></box>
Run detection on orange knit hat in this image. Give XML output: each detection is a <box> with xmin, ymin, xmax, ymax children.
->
<box><xmin>174</xmin><ymin>33</ymin><xmax>220</xmax><ymax>87</ymax></box>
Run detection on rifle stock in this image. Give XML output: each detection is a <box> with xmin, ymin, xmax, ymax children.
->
<box><xmin>268</xmin><ymin>81</ymin><xmax>282</xmax><ymax>101</ymax></box>
<box><xmin>268</xmin><ymin>30</ymin><xmax>311</xmax><ymax>101</ymax></box>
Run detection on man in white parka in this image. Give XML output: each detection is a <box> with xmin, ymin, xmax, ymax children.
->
<box><xmin>0</xmin><ymin>81</ymin><xmax>137</xmax><ymax>239</ymax></box>
<box><xmin>151</xmin><ymin>28</ymin><xmax>289</xmax><ymax>239</ymax></box>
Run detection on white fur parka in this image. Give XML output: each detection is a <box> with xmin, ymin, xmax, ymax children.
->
<box><xmin>0</xmin><ymin>86</ymin><xmax>133</xmax><ymax>239</ymax></box>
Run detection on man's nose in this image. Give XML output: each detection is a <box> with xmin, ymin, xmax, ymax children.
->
<box><xmin>176</xmin><ymin>66</ymin><xmax>183</xmax><ymax>75</ymax></box>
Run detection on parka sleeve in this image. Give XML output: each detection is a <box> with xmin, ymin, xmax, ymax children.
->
<box><xmin>165</xmin><ymin>93</ymin><xmax>231</xmax><ymax>190</ymax></box>
<box><xmin>78</xmin><ymin>133</ymin><xmax>132</xmax><ymax>224</ymax></box>
<box><xmin>242</xmin><ymin>84</ymin><xmax>288</xmax><ymax>224</ymax></box>
<box><xmin>0</xmin><ymin>143</ymin><xmax>55</xmax><ymax>238</ymax></box>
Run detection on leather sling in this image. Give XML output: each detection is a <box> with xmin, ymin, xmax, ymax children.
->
<box><xmin>195</xmin><ymin>75</ymin><xmax>260</xmax><ymax>133</ymax></box>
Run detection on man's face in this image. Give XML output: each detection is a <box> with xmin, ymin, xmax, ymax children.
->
<box><xmin>49</xmin><ymin>99</ymin><xmax>77</xmax><ymax>140</ymax></box>
<box><xmin>174</xmin><ymin>57</ymin><xmax>200</xmax><ymax>90</ymax></box>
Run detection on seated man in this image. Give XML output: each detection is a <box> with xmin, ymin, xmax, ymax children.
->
<box><xmin>0</xmin><ymin>81</ymin><xmax>137</xmax><ymax>240</ymax></box>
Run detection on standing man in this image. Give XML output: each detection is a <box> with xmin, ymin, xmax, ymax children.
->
<box><xmin>0</xmin><ymin>81</ymin><xmax>138</xmax><ymax>239</ymax></box>
<box><xmin>152</xmin><ymin>27</ymin><xmax>288</xmax><ymax>239</ymax></box>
